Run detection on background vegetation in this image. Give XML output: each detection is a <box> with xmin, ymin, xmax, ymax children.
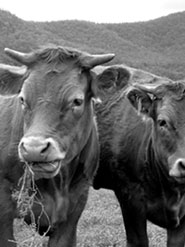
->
<box><xmin>1</xmin><ymin>9</ymin><xmax>184</xmax><ymax>246</ymax></box>
<box><xmin>1</xmin><ymin>9</ymin><xmax>185</xmax><ymax>80</ymax></box>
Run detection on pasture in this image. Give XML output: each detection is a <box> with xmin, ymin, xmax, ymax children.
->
<box><xmin>14</xmin><ymin>187</ymin><xmax>166</xmax><ymax>247</ymax></box>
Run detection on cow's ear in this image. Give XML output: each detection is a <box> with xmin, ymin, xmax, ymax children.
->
<box><xmin>127</xmin><ymin>87</ymin><xmax>154</xmax><ymax>117</ymax></box>
<box><xmin>91</xmin><ymin>66</ymin><xmax>130</xmax><ymax>98</ymax></box>
<box><xmin>0</xmin><ymin>64</ymin><xmax>27</xmax><ymax>95</ymax></box>
<box><xmin>97</xmin><ymin>66</ymin><xmax>130</xmax><ymax>90</ymax></box>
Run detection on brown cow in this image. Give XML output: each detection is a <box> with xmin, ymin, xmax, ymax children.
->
<box><xmin>0</xmin><ymin>46</ymin><xmax>114</xmax><ymax>246</ymax></box>
<box><xmin>93</xmin><ymin>64</ymin><xmax>185</xmax><ymax>247</ymax></box>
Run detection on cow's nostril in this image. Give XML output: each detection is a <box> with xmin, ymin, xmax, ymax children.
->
<box><xmin>41</xmin><ymin>142</ymin><xmax>51</xmax><ymax>154</ymax></box>
<box><xmin>19</xmin><ymin>137</ymin><xmax>64</xmax><ymax>163</ymax></box>
<box><xmin>178</xmin><ymin>160</ymin><xmax>185</xmax><ymax>170</ymax></box>
<box><xmin>20</xmin><ymin>142</ymin><xmax>27</xmax><ymax>153</ymax></box>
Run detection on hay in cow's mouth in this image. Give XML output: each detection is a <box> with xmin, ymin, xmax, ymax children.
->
<box><xmin>28</xmin><ymin>160</ymin><xmax>62</xmax><ymax>179</ymax></box>
<box><xmin>12</xmin><ymin>163</ymin><xmax>36</xmax><ymax>218</ymax></box>
<box><xmin>11</xmin><ymin>163</ymin><xmax>51</xmax><ymax>244</ymax></box>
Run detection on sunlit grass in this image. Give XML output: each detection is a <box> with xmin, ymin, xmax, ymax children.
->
<box><xmin>14</xmin><ymin>188</ymin><xmax>166</xmax><ymax>247</ymax></box>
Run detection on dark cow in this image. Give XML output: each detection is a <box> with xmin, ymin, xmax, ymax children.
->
<box><xmin>93</xmin><ymin>64</ymin><xmax>185</xmax><ymax>247</ymax></box>
<box><xmin>0</xmin><ymin>46</ymin><xmax>114</xmax><ymax>247</ymax></box>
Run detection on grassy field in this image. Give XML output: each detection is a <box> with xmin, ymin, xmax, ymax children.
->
<box><xmin>14</xmin><ymin>187</ymin><xmax>166</xmax><ymax>247</ymax></box>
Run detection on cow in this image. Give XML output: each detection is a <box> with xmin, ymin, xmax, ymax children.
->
<box><xmin>0</xmin><ymin>46</ymin><xmax>114</xmax><ymax>247</ymax></box>
<box><xmin>93</xmin><ymin>64</ymin><xmax>185</xmax><ymax>247</ymax></box>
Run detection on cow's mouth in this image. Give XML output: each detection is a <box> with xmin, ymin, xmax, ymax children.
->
<box><xmin>170</xmin><ymin>175</ymin><xmax>185</xmax><ymax>184</ymax></box>
<box><xmin>28</xmin><ymin>160</ymin><xmax>62</xmax><ymax>179</ymax></box>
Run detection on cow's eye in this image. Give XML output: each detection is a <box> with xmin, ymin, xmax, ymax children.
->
<box><xmin>157</xmin><ymin>118</ymin><xmax>170</xmax><ymax>131</ymax></box>
<box><xmin>19</xmin><ymin>96</ymin><xmax>28</xmax><ymax>110</ymax></box>
<box><xmin>158</xmin><ymin>119</ymin><xmax>167</xmax><ymax>127</ymax></box>
<box><xmin>73</xmin><ymin>98</ymin><xmax>84</xmax><ymax>107</ymax></box>
<box><xmin>19</xmin><ymin>96</ymin><xmax>25</xmax><ymax>106</ymax></box>
<box><xmin>71</xmin><ymin>96</ymin><xmax>84</xmax><ymax>116</ymax></box>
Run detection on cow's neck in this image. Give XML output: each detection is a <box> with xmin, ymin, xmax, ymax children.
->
<box><xmin>2</xmin><ymin>97</ymin><xmax>24</xmax><ymax>184</ymax></box>
<box><xmin>33</xmin><ymin>155</ymin><xmax>88</xmax><ymax>230</ymax></box>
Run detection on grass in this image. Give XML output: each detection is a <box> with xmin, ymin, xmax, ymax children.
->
<box><xmin>14</xmin><ymin>187</ymin><xmax>167</xmax><ymax>247</ymax></box>
<box><xmin>77</xmin><ymin>188</ymin><xmax>166</xmax><ymax>247</ymax></box>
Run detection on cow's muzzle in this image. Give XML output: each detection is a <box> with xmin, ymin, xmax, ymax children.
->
<box><xmin>19</xmin><ymin>136</ymin><xmax>66</xmax><ymax>179</ymax></box>
<box><xmin>169</xmin><ymin>158</ymin><xmax>185</xmax><ymax>182</ymax></box>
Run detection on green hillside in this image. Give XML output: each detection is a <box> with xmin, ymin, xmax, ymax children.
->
<box><xmin>0</xmin><ymin>9</ymin><xmax>185</xmax><ymax>79</ymax></box>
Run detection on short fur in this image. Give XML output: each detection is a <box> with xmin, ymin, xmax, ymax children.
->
<box><xmin>0</xmin><ymin>46</ymin><xmax>114</xmax><ymax>247</ymax></box>
<box><xmin>93</xmin><ymin>64</ymin><xmax>185</xmax><ymax>247</ymax></box>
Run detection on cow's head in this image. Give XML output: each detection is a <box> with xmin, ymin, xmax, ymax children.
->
<box><xmin>4</xmin><ymin>46</ymin><xmax>114</xmax><ymax>180</ymax></box>
<box><xmin>127</xmin><ymin>79</ymin><xmax>185</xmax><ymax>182</ymax></box>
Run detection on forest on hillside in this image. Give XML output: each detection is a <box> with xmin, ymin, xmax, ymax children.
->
<box><xmin>0</xmin><ymin>9</ymin><xmax>185</xmax><ymax>80</ymax></box>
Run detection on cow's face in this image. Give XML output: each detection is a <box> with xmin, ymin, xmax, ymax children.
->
<box><xmin>18</xmin><ymin>64</ymin><xmax>92</xmax><ymax>179</ymax></box>
<box><xmin>127</xmin><ymin>80</ymin><xmax>185</xmax><ymax>181</ymax></box>
<box><xmin>4</xmin><ymin>46</ymin><xmax>114</xmax><ymax>179</ymax></box>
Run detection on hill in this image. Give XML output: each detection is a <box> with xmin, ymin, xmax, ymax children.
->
<box><xmin>0</xmin><ymin>9</ymin><xmax>185</xmax><ymax>79</ymax></box>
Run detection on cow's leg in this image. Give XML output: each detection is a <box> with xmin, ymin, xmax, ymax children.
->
<box><xmin>48</xmin><ymin>185</ymin><xmax>89</xmax><ymax>247</ymax></box>
<box><xmin>167</xmin><ymin>217</ymin><xmax>185</xmax><ymax>247</ymax></box>
<box><xmin>48</xmin><ymin>221</ymin><xmax>77</xmax><ymax>247</ymax></box>
<box><xmin>0</xmin><ymin>218</ymin><xmax>16</xmax><ymax>247</ymax></box>
<box><xmin>0</xmin><ymin>180</ymin><xmax>16</xmax><ymax>246</ymax></box>
<box><xmin>115</xmin><ymin>186</ymin><xmax>148</xmax><ymax>247</ymax></box>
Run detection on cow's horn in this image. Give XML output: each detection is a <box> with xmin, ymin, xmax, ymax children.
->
<box><xmin>4</xmin><ymin>48</ymin><xmax>35</xmax><ymax>65</ymax></box>
<box><xmin>81</xmin><ymin>53</ymin><xmax>115</xmax><ymax>68</ymax></box>
<box><xmin>0</xmin><ymin>63</ymin><xmax>27</xmax><ymax>75</ymax></box>
<box><xmin>132</xmin><ymin>79</ymin><xmax>174</xmax><ymax>94</ymax></box>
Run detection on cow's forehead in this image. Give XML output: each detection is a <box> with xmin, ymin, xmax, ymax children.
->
<box><xmin>157</xmin><ymin>88</ymin><xmax>185</xmax><ymax>123</ymax></box>
<box><xmin>21</xmin><ymin>62</ymin><xmax>87</xmax><ymax>98</ymax></box>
